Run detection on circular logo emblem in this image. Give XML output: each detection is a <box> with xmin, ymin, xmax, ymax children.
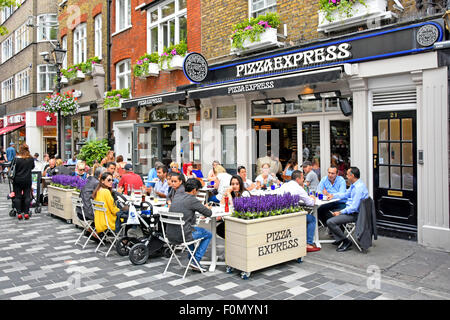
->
<box><xmin>183</xmin><ymin>52</ymin><xmax>208</xmax><ymax>83</ymax></box>
<box><xmin>416</xmin><ymin>24</ymin><xmax>439</xmax><ymax>47</ymax></box>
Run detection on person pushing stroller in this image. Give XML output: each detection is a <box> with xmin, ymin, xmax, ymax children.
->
<box><xmin>11</xmin><ymin>144</ymin><xmax>35</xmax><ymax>220</ymax></box>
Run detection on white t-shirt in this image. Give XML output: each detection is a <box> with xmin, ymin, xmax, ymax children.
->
<box><xmin>255</xmin><ymin>174</ymin><xmax>276</xmax><ymax>187</ymax></box>
<box><xmin>277</xmin><ymin>180</ymin><xmax>315</xmax><ymax>207</ymax></box>
<box><xmin>216</xmin><ymin>172</ymin><xmax>232</xmax><ymax>201</ymax></box>
<box><xmin>243</xmin><ymin>178</ymin><xmax>254</xmax><ymax>189</ymax></box>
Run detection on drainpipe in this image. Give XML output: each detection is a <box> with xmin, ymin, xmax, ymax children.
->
<box><xmin>107</xmin><ymin>0</ymin><xmax>113</xmax><ymax>147</ymax></box>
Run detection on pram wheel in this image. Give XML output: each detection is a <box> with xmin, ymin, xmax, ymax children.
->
<box><xmin>116</xmin><ymin>236</ymin><xmax>138</xmax><ymax>257</ymax></box>
<box><xmin>163</xmin><ymin>247</ymin><xmax>172</xmax><ymax>258</ymax></box>
<box><xmin>129</xmin><ymin>243</ymin><xmax>149</xmax><ymax>265</ymax></box>
<box><xmin>9</xmin><ymin>209</ymin><xmax>16</xmax><ymax>217</ymax></box>
<box><xmin>34</xmin><ymin>206</ymin><xmax>41</xmax><ymax>214</ymax></box>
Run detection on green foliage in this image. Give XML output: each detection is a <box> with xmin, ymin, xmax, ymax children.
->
<box><xmin>0</xmin><ymin>1</ymin><xmax>20</xmax><ymax>36</ymax></box>
<box><xmin>159</xmin><ymin>41</ymin><xmax>188</xmax><ymax>69</ymax></box>
<box><xmin>60</xmin><ymin>57</ymin><xmax>101</xmax><ymax>80</ymax></box>
<box><xmin>104</xmin><ymin>88</ymin><xmax>130</xmax><ymax>110</ymax></box>
<box><xmin>319</xmin><ymin>0</ymin><xmax>367</xmax><ymax>23</ymax></box>
<box><xmin>133</xmin><ymin>52</ymin><xmax>160</xmax><ymax>77</ymax></box>
<box><xmin>78</xmin><ymin>139</ymin><xmax>110</xmax><ymax>167</ymax></box>
<box><xmin>230</xmin><ymin>12</ymin><xmax>281</xmax><ymax>50</ymax></box>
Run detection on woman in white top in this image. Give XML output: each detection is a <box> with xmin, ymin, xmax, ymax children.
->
<box><xmin>255</xmin><ymin>163</ymin><xmax>279</xmax><ymax>190</ymax></box>
<box><xmin>207</xmin><ymin>160</ymin><xmax>220</xmax><ymax>182</ymax></box>
<box><xmin>237</xmin><ymin>165</ymin><xmax>256</xmax><ymax>191</ymax></box>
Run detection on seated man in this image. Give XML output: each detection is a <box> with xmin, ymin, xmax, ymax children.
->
<box><xmin>316</xmin><ymin>165</ymin><xmax>347</xmax><ymax>225</ymax></box>
<box><xmin>146</xmin><ymin>161</ymin><xmax>163</xmax><ymax>189</ymax></box>
<box><xmin>72</xmin><ymin>162</ymin><xmax>88</xmax><ymax>180</ymax></box>
<box><xmin>118</xmin><ymin>164</ymin><xmax>144</xmax><ymax>195</ymax></box>
<box><xmin>302</xmin><ymin>161</ymin><xmax>319</xmax><ymax>194</ymax></box>
<box><xmin>44</xmin><ymin>158</ymin><xmax>57</xmax><ymax>177</ymax></box>
<box><xmin>168</xmin><ymin>178</ymin><xmax>212</xmax><ymax>272</ymax></box>
<box><xmin>153</xmin><ymin>165</ymin><xmax>169</xmax><ymax>198</ymax></box>
<box><xmin>327</xmin><ymin>167</ymin><xmax>369</xmax><ymax>252</ymax></box>
<box><xmin>105</xmin><ymin>162</ymin><xmax>119</xmax><ymax>188</ymax></box>
<box><xmin>77</xmin><ymin>166</ymin><xmax>105</xmax><ymax>221</ymax></box>
<box><xmin>277</xmin><ymin>170</ymin><xmax>320</xmax><ymax>252</ymax></box>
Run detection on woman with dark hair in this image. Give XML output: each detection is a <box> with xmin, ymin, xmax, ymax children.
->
<box><xmin>12</xmin><ymin>143</ymin><xmax>35</xmax><ymax>220</ymax></box>
<box><xmin>93</xmin><ymin>172</ymin><xmax>128</xmax><ymax>233</ymax></box>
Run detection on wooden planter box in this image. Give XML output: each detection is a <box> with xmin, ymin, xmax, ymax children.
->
<box><xmin>48</xmin><ymin>185</ymin><xmax>76</xmax><ymax>224</ymax></box>
<box><xmin>224</xmin><ymin>211</ymin><xmax>307</xmax><ymax>274</ymax></box>
<box><xmin>317</xmin><ymin>0</ymin><xmax>396</xmax><ymax>33</ymax></box>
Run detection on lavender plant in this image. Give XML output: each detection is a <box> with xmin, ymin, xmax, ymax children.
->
<box><xmin>51</xmin><ymin>175</ymin><xmax>88</xmax><ymax>193</ymax></box>
<box><xmin>232</xmin><ymin>193</ymin><xmax>308</xmax><ymax>220</ymax></box>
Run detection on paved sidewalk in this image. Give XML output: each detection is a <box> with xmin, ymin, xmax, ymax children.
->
<box><xmin>0</xmin><ymin>182</ymin><xmax>448</xmax><ymax>300</ymax></box>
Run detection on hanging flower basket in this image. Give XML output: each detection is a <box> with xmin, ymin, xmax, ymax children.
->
<box><xmin>41</xmin><ymin>91</ymin><xmax>79</xmax><ymax>116</ymax></box>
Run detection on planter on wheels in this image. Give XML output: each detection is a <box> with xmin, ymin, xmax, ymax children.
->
<box><xmin>224</xmin><ymin>211</ymin><xmax>307</xmax><ymax>279</ymax></box>
<box><xmin>48</xmin><ymin>185</ymin><xmax>74</xmax><ymax>224</ymax></box>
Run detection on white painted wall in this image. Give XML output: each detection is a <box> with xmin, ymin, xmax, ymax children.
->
<box><xmin>25</xmin><ymin>111</ymin><xmax>43</xmax><ymax>157</ymax></box>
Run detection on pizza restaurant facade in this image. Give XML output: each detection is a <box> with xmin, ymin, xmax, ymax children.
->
<box><xmin>122</xmin><ymin>18</ymin><xmax>450</xmax><ymax>251</ymax></box>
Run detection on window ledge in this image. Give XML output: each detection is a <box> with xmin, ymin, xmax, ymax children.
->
<box><xmin>112</xmin><ymin>25</ymin><xmax>133</xmax><ymax>37</ymax></box>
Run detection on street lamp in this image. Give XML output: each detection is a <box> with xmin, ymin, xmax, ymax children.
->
<box><xmin>44</xmin><ymin>42</ymin><xmax>67</xmax><ymax>159</ymax></box>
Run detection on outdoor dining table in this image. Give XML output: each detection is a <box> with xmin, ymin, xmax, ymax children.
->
<box><xmin>312</xmin><ymin>198</ymin><xmax>339</xmax><ymax>248</ymax></box>
<box><xmin>197</xmin><ymin>205</ymin><xmax>232</xmax><ymax>272</ymax></box>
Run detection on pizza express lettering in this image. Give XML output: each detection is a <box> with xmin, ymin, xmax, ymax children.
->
<box><xmin>50</xmin><ymin>196</ymin><xmax>64</xmax><ymax>211</ymax></box>
<box><xmin>227</xmin><ymin>81</ymin><xmax>275</xmax><ymax>95</ymax></box>
<box><xmin>236</xmin><ymin>43</ymin><xmax>352</xmax><ymax>77</ymax></box>
<box><xmin>137</xmin><ymin>97</ymin><xmax>163</xmax><ymax>106</ymax></box>
<box><xmin>258</xmin><ymin>228</ymin><xmax>299</xmax><ymax>257</ymax></box>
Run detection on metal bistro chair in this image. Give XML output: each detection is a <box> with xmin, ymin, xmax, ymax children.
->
<box><xmin>159</xmin><ymin>211</ymin><xmax>206</xmax><ymax>279</ymax></box>
<box><xmin>92</xmin><ymin>200</ymin><xmax>127</xmax><ymax>257</ymax></box>
<box><xmin>72</xmin><ymin>197</ymin><xmax>105</xmax><ymax>249</ymax></box>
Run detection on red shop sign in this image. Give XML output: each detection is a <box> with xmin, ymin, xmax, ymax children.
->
<box><xmin>6</xmin><ymin>113</ymin><xmax>26</xmax><ymax>127</ymax></box>
<box><xmin>0</xmin><ymin>118</ymin><xmax>3</xmax><ymax>128</ymax></box>
<box><xmin>36</xmin><ymin>111</ymin><xmax>57</xmax><ymax>127</ymax></box>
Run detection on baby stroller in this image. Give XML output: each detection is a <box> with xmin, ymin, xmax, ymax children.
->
<box><xmin>7</xmin><ymin>174</ymin><xmax>39</xmax><ymax>220</ymax></box>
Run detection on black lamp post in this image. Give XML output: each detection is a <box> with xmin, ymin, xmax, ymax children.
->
<box><xmin>49</xmin><ymin>43</ymin><xmax>67</xmax><ymax>159</ymax></box>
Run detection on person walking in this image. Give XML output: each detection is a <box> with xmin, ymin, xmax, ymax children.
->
<box><xmin>12</xmin><ymin>144</ymin><xmax>35</xmax><ymax>220</ymax></box>
<box><xmin>6</xmin><ymin>142</ymin><xmax>16</xmax><ymax>162</ymax></box>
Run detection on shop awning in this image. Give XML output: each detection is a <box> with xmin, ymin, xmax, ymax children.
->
<box><xmin>121</xmin><ymin>91</ymin><xmax>186</xmax><ymax>109</ymax></box>
<box><xmin>0</xmin><ymin>124</ymin><xmax>25</xmax><ymax>136</ymax></box>
<box><xmin>187</xmin><ymin>66</ymin><xmax>343</xmax><ymax>99</ymax></box>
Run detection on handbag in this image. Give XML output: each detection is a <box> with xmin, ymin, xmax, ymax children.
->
<box><xmin>8</xmin><ymin>157</ymin><xmax>16</xmax><ymax>180</ymax></box>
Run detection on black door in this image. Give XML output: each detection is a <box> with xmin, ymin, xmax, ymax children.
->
<box><xmin>373</xmin><ymin>111</ymin><xmax>417</xmax><ymax>240</ymax></box>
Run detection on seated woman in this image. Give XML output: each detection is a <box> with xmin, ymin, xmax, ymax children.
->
<box><xmin>169</xmin><ymin>161</ymin><xmax>180</xmax><ymax>174</ymax></box>
<box><xmin>217</xmin><ymin>175</ymin><xmax>251</xmax><ymax>239</ymax></box>
<box><xmin>208</xmin><ymin>165</ymin><xmax>231</xmax><ymax>203</ymax></box>
<box><xmin>92</xmin><ymin>172</ymin><xmax>128</xmax><ymax>234</ymax></box>
<box><xmin>183</xmin><ymin>162</ymin><xmax>197</xmax><ymax>180</ymax></box>
<box><xmin>255</xmin><ymin>163</ymin><xmax>279</xmax><ymax>189</ymax></box>
<box><xmin>283</xmin><ymin>159</ymin><xmax>298</xmax><ymax>179</ymax></box>
<box><xmin>207</xmin><ymin>160</ymin><xmax>220</xmax><ymax>182</ymax></box>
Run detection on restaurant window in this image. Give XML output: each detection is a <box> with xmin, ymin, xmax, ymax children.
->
<box><xmin>15</xmin><ymin>68</ymin><xmax>30</xmax><ymax>98</ymax></box>
<box><xmin>94</xmin><ymin>14</ymin><xmax>102</xmax><ymax>59</ymax></box>
<box><xmin>73</xmin><ymin>23</ymin><xmax>87</xmax><ymax>65</ymax></box>
<box><xmin>61</xmin><ymin>36</ymin><xmax>67</xmax><ymax>69</ymax></box>
<box><xmin>1</xmin><ymin>77</ymin><xmax>13</xmax><ymax>103</ymax></box>
<box><xmin>250</xmin><ymin>0</ymin><xmax>276</xmax><ymax>18</ymax></box>
<box><xmin>116</xmin><ymin>59</ymin><xmax>131</xmax><ymax>89</ymax></box>
<box><xmin>221</xmin><ymin>124</ymin><xmax>237</xmax><ymax>171</ymax></box>
<box><xmin>325</xmin><ymin>98</ymin><xmax>340</xmax><ymax>112</ymax></box>
<box><xmin>252</xmin><ymin>101</ymin><xmax>271</xmax><ymax>116</ymax></box>
<box><xmin>64</xmin><ymin>117</ymin><xmax>72</xmax><ymax>160</ymax></box>
<box><xmin>1</xmin><ymin>35</ymin><xmax>13</xmax><ymax>63</ymax></box>
<box><xmin>149</xmin><ymin>104</ymin><xmax>189</xmax><ymax>122</ymax></box>
<box><xmin>116</xmin><ymin>0</ymin><xmax>131</xmax><ymax>32</ymax></box>
<box><xmin>217</xmin><ymin>105</ymin><xmax>237</xmax><ymax>119</ymax></box>
<box><xmin>15</xmin><ymin>23</ymin><xmax>30</xmax><ymax>53</ymax></box>
<box><xmin>252</xmin><ymin>99</ymin><xmax>323</xmax><ymax>116</ymax></box>
<box><xmin>37</xmin><ymin>65</ymin><xmax>56</xmax><ymax>92</ymax></box>
<box><xmin>0</xmin><ymin>5</ymin><xmax>14</xmax><ymax>24</ymax></box>
<box><xmin>37</xmin><ymin>14</ymin><xmax>57</xmax><ymax>42</ymax></box>
<box><xmin>82</xmin><ymin>114</ymin><xmax>98</xmax><ymax>142</ymax></box>
<box><xmin>330</xmin><ymin>121</ymin><xmax>350</xmax><ymax>177</ymax></box>
<box><xmin>147</xmin><ymin>0</ymin><xmax>187</xmax><ymax>54</ymax></box>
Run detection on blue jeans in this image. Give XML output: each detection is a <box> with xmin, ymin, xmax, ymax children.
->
<box><xmin>115</xmin><ymin>211</ymin><xmax>128</xmax><ymax>233</ymax></box>
<box><xmin>208</xmin><ymin>195</ymin><xmax>220</xmax><ymax>203</ymax></box>
<box><xmin>306</xmin><ymin>214</ymin><xmax>316</xmax><ymax>245</ymax></box>
<box><xmin>189</xmin><ymin>227</ymin><xmax>212</xmax><ymax>263</ymax></box>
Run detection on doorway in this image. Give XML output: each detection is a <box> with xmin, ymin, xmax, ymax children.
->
<box><xmin>373</xmin><ymin>111</ymin><xmax>417</xmax><ymax>240</ymax></box>
<box><xmin>45</xmin><ymin>138</ymin><xmax>57</xmax><ymax>158</ymax></box>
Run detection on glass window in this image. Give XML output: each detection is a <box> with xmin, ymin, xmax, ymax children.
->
<box><xmin>302</xmin><ymin>121</ymin><xmax>320</xmax><ymax>164</ymax></box>
<box><xmin>252</xmin><ymin>102</ymin><xmax>271</xmax><ymax>116</ymax></box>
<box><xmin>1</xmin><ymin>35</ymin><xmax>13</xmax><ymax>63</ymax></box>
<box><xmin>300</xmin><ymin>100</ymin><xmax>322</xmax><ymax>113</ymax></box>
<box><xmin>38</xmin><ymin>65</ymin><xmax>56</xmax><ymax>92</ymax></box>
<box><xmin>217</xmin><ymin>105</ymin><xmax>236</xmax><ymax>119</ymax></box>
<box><xmin>94</xmin><ymin>15</ymin><xmax>102</xmax><ymax>59</ymax></box>
<box><xmin>73</xmin><ymin>23</ymin><xmax>87</xmax><ymax>65</ymax></box>
<box><xmin>330</xmin><ymin>121</ymin><xmax>350</xmax><ymax>177</ymax></box>
<box><xmin>147</xmin><ymin>0</ymin><xmax>187</xmax><ymax>54</ymax></box>
<box><xmin>15</xmin><ymin>69</ymin><xmax>30</xmax><ymax>98</ymax></box>
<box><xmin>222</xmin><ymin>125</ymin><xmax>237</xmax><ymax>171</ymax></box>
<box><xmin>250</xmin><ymin>0</ymin><xmax>277</xmax><ymax>18</ymax></box>
<box><xmin>15</xmin><ymin>23</ymin><xmax>30</xmax><ymax>53</ymax></box>
<box><xmin>116</xmin><ymin>0</ymin><xmax>131</xmax><ymax>32</ymax></box>
<box><xmin>325</xmin><ymin>98</ymin><xmax>340</xmax><ymax>112</ymax></box>
<box><xmin>37</xmin><ymin>14</ymin><xmax>57</xmax><ymax>41</ymax></box>
<box><xmin>1</xmin><ymin>77</ymin><xmax>13</xmax><ymax>103</ymax></box>
<box><xmin>149</xmin><ymin>105</ymin><xmax>189</xmax><ymax>121</ymax></box>
<box><xmin>61</xmin><ymin>36</ymin><xmax>67</xmax><ymax>69</ymax></box>
<box><xmin>116</xmin><ymin>59</ymin><xmax>131</xmax><ymax>89</ymax></box>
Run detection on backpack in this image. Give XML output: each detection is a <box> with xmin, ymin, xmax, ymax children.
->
<box><xmin>8</xmin><ymin>157</ymin><xmax>17</xmax><ymax>180</ymax></box>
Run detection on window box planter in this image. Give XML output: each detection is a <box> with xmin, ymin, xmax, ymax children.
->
<box><xmin>48</xmin><ymin>185</ymin><xmax>75</xmax><ymax>224</ymax></box>
<box><xmin>138</xmin><ymin>63</ymin><xmax>160</xmax><ymax>79</ymax></box>
<box><xmin>76</xmin><ymin>70</ymin><xmax>85</xmax><ymax>80</ymax></box>
<box><xmin>60</xmin><ymin>76</ymin><xmax>69</xmax><ymax>84</ymax></box>
<box><xmin>317</xmin><ymin>0</ymin><xmax>396</xmax><ymax>33</ymax></box>
<box><xmin>224</xmin><ymin>211</ymin><xmax>307</xmax><ymax>278</ymax></box>
<box><xmin>231</xmin><ymin>27</ymin><xmax>282</xmax><ymax>55</ymax></box>
<box><xmin>161</xmin><ymin>55</ymin><xmax>185</xmax><ymax>71</ymax></box>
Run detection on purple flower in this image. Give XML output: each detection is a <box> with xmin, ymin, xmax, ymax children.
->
<box><xmin>171</xmin><ymin>49</ymin><xmax>177</xmax><ymax>55</ymax></box>
<box><xmin>137</xmin><ymin>60</ymin><xmax>143</xmax><ymax>65</ymax></box>
<box><xmin>244</xmin><ymin>25</ymin><xmax>253</xmax><ymax>31</ymax></box>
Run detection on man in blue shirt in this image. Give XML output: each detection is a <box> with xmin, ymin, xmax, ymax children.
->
<box><xmin>327</xmin><ymin>167</ymin><xmax>368</xmax><ymax>252</ymax></box>
<box><xmin>146</xmin><ymin>161</ymin><xmax>163</xmax><ymax>188</ymax></box>
<box><xmin>153</xmin><ymin>165</ymin><xmax>169</xmax><ymax>198</ymax></box>
<box><xmin>6</xmin><ymin>142</ymin><xmax>16</xmax><ymax>162</ymax></box>
<box><xmin>316</xmin><ymin>165</ymin><xmax>347</xmax><ymax>226</ymax></box>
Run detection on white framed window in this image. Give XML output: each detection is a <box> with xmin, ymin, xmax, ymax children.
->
<box><xmin>37</xmin><ymin>65</ymin><xmax>56</xmax><ymax>92</ymax></box>
<box><xmin>249</xmin><ymin>0</ymin><xmax>276</xmax><ymax>18</ymax></box>
<box><xmin>94</xmin><ymin>14</ymin><xmax>102</xmax><ymax>59</ymax></box>
<box><xmin>147</xmin><ymin>0</ymin><xmax>187</xmax><ymax>54</ymax></box>
<box><xmin>15</xmin><ymin>68</ymin><xmax>30</xmax><ymax>98</ymax></box>
<box><xmin>1</xmin><ymin>77</ymin><xmax>14</xmax><ymax>103</ymax></box>
<box><xmin>116</xmin><ymin>59</ymin><xmax>131</xmax><ymax>89</ymax></box>
<box><xmin>61</xmin><ymin>35</ymin><xmax>67</xmax><ymax>69</ymax></box>
<box><xmin>0</xmin><ymin>5</ymin><xmax>14</xmax><ymax>24</ymax></box>
<box><xmin>15</xmin><ymin>23</ymin><xmax>30</xmax><ymax>53</ymax></box>
<box><xmin>116</xmin><ymin>0</ymin><xmax>131</xmax><ymax>32</ymax></box>
<box><xmin>1</xmin><ymin>35</ymin><xmax>13</xmax><ymax>63</ymax></box>
<box><xmin>73</xmin><ymin>23</ymin><xmax>87</xmax><ymax>65</ymax></box>
<box><xmin>37</xmin><ymin>14</ymin><xmax>58</xmax><ymax>42</ymax></box>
